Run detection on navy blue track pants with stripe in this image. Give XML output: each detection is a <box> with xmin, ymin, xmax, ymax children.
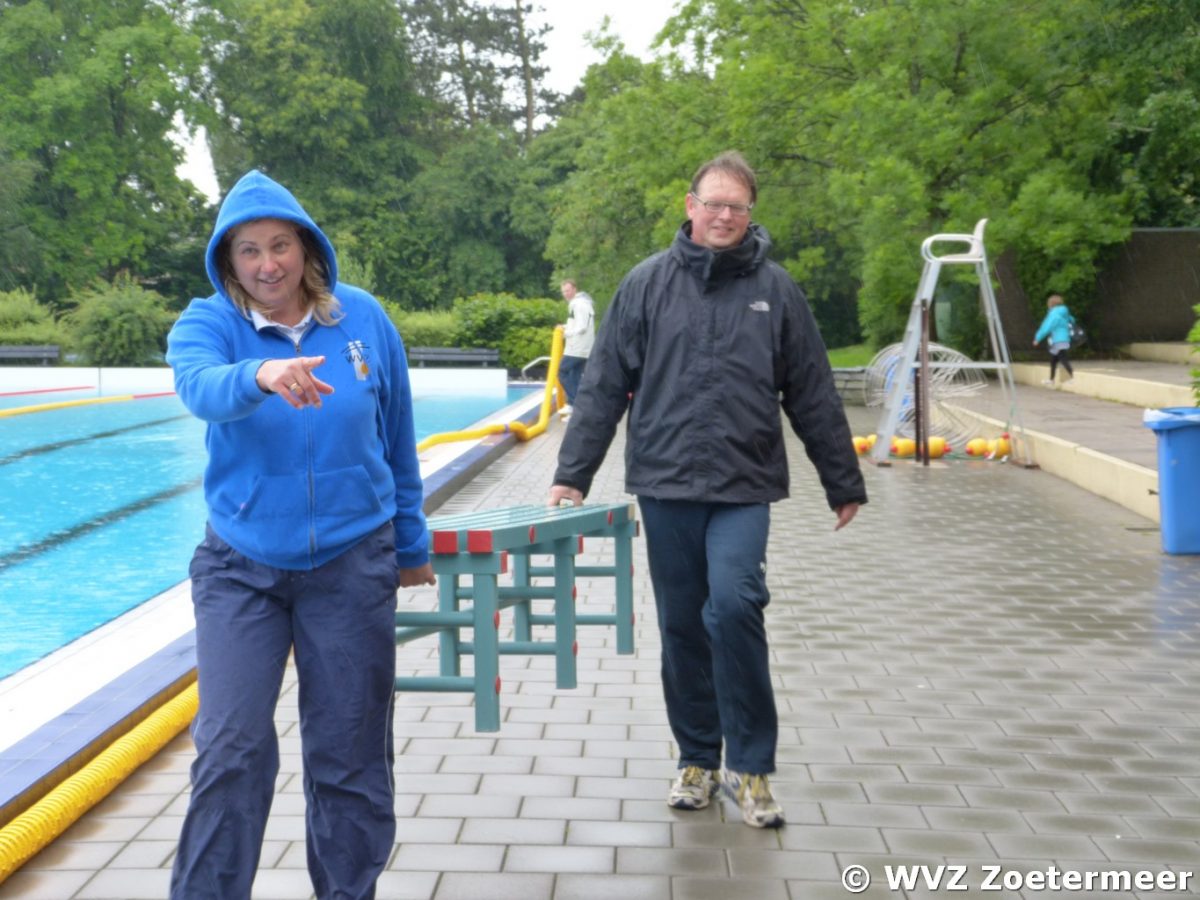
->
<box><xmin>171</xmin><ymin>522</ymin><xmax>399</xmax><ymax>900</ymax></box>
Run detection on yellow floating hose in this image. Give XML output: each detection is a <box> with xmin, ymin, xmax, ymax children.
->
<box><xmin>416</xmin><ymin>327</ymin><xmax>567</xmax><ymax>453</ymax></box>
<box><xmin>0</xmin><ymin>681</ymin><xmax>198</xmax><ymax>883</ymax></box>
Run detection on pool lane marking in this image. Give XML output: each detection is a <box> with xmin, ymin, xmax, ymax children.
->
<box><xmin>0</xmin><ymin>477</ymin><xmax>203</xmax><ymax>574</ymax></box>
<box><xmin>0</xmin><ymin>415</ymin><xmax>192</xmax><ymax>468</ymax></box>
<box><xmin>0</xmin><ymin>385</ymin><xmax>95</xmax><ymax>398</ymax></box>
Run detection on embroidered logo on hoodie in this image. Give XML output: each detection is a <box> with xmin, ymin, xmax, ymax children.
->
<box><xmin>749</xmin><ymin>300</ymin><xmax>770</xmax><ymax>312</ymax></box>
<box><xmin>344</xmin><ymin>340</ymin><xmax>370</xmax><ymax>380</ymax></box>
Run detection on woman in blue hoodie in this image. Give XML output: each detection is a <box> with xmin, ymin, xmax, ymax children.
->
<box><xmin>1033</xmin><ymin>293</ymin><xmax>1076</xmax><ymax>386</ymax></box>
<box><xmin>166</xmin><ymin>170</ymin><xmax>434</xmax><ymax>900</ymax></box>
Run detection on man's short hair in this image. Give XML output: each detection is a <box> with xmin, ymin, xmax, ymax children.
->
<box><xmin>690</xmin><ymin>151</ymin><xmax>757</xmax><ymax>205</ymax></box>
<box><xmin>561</xmin><ymin>278</ymin><xmax>577</xmax><ymax>289</ymax></box>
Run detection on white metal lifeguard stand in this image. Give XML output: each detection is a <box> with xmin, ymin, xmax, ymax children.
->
<box><xmin>869</xmin><ymin>219</ymin><xmax>1034</xmax><ymax>467</ymax></box>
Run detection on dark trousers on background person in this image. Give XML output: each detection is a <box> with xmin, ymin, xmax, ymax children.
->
<box><xmin>558</xmin><ymin>355</ymin><xmax>587</xmax><ymax>405</ymax></box>
<box><xmin>637</xmin><ymin>497</ymin><xmax>778</xmax><ymax>774</ymax></box>
<box><xmin>1050</xmin><ymin>348</ymin><xmax>1074</xmax><ymax>380</ymax></box>
<box><xmin>171</xmin><ymin>523</ymin><xmax>399</xmax><ymax>900</ymax></box>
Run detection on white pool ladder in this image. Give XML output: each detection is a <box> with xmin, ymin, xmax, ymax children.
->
<box><xmin>869</xmin><ymin>218</ymin><xmax>1034</xmax><ymax>467</ymax></box>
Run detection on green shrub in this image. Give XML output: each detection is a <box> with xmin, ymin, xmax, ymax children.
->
<box><xmin>0</xmin><ymin>288</ymin><xmax>65</xmax><ymax>353</ymax></box>
<box><xmin>386</xmin><ymin>306</ymin><xmax>458</xmax><ymax>348</ymax></box>
<box><xmin>500</xmin><ymin>325</ymin><xmax>557</xmax><ymax>372</ymax></box>
<box><xmin>452</xmin><ymin>292</ymin><xmax>561</xmax><ymax>350</ymax></box>
<box><xmin>65</xmin><ymin>274</ymin><xmax>174</xmax><ymax>367</ymax></box>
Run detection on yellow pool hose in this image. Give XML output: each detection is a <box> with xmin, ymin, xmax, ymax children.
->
<box><xmin>417</xmin><ymin>327</ymin><xmax>566</xmax><ymax>452</ymax></box>
<box><xmin>0</xmin><ymin>682</ymin><xmax>198</xmax><ymax>883</ymax></box>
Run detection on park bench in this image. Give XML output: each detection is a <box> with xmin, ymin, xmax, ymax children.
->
<box><xmin>394</xmin><ymin>502</ymin><xmax>638</xmax><ymax>732</ymax></box>
<box><xmin>407</xmin><ymin>346</ymin><xmax>500</xmax><ymax>367</ymax></box>
<box><xmin>0</xmin><ymin>345</ymin><xmax>59</xmax><ymax>366</ymax></box>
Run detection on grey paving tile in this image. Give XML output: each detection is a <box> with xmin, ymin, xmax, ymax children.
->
<box><xmin>672</xmin><ymin>875</ymin><xmax>791</xmax><ymax>899</ymax></box>
<box><xmin>616</xmin><ymin>846</ymin><xmax>727</xmax><ymax>876</ymax></box>
<box><xmin>461</xmin><ymin>817</ymin><xmax>565</xmax><ymax>845</ymax></box>
<box><xmin>434</xmin><ymin>872</ymin><xmax>554</xmax><ymax>900</ymax></box>
<box><xmin>553</xmin><ymin>873</ymin><xmax>670</xmax><ymax>900</ymax></box>
<box><xmin>73</xmin><ymin>868</ymin><xmax>174</xmax><ymax>899</ymax></box>
<box><xmin>390</xmin><ymin>842</ymin><xmax>506</xmax><ymax>872</ymax></box>
<box><xmin>504</xmin><ymin>844</ymin><xmax>614</xmax><ymax>873</ymax></box>
<box><xmin>883</xmin><ymin>829</ymin><xmax>998</xmax><ymax>857</ymax></box>
<box><xmin>0</xmin><ymin>869</ymin><xmax>95</xmax><ymax>900</ymax></box>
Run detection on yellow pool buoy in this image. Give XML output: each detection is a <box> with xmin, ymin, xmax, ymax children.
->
<box><xmin>988</xmin><ymin>435</ymin><xmax>1012</xmax><ymax>459</ymax></box>
<box><xmin>891</xmin><ymin>437</ymin><xmax>916</xmax><ymax>457</ymax></box>
<box><xmin>965</xmin><ymin>437</ymin><xmax>989</xmax><ymax>457</ymax></box>
<box><xmin>852</xmin><ymin>435</ymin><xmax>871</xmax><ymax>455</ymax></box>
<box><xmin>922</xmin><ymin>436</ymin><xmax>949</xmax><ymax>458</ymax></box>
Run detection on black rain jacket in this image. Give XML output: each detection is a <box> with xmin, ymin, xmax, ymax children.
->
<box><xmin>553</xmin><ymin>222</ymin><xmax>868</xmax><ymax>510</ymax></box>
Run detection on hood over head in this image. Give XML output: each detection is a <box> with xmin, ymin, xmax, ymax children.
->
<box><xmin>204</xmin><ymin>170</ymin><xmax>338</xmax><ymax>300</ymax></box>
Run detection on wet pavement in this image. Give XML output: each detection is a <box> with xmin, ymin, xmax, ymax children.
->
<box><xmin>4</xmin><ymin>365</ymin><xmax>1200</xmax><ymax>899</ymax></box>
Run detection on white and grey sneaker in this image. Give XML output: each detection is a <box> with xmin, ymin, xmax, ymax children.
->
<box><xmin>720</xmin><ymin>768</ymin><xmax>785</xmax><ymax>828</ymax></box>
<box><xmin>667</xmin><ymin>766</ymin><xmax>719</xmax><ymax>810</ymax></box>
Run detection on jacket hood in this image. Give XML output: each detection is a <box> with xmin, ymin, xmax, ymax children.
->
<box><xmin>204</xmin><ymin>170</ymin><xmax>338</xmax><ymax>300</ymax></box>
<box><xmin>671</xmin><ymin>221</ymin><xmax>771</xmax><ymax>284</ymax></box>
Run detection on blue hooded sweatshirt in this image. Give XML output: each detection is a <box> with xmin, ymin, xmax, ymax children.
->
<box><xmin>166</xmin><ymin>170</ymin><xmax>429</xmax><ymax>571</ymax></box>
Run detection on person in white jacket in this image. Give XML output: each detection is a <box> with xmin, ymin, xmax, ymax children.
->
<box><xmin>557</xmin><ymin>279</ymin><xmax>594</xmax><ymax>420</ymax></box>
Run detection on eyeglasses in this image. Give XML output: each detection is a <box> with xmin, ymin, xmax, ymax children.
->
<box><xmin>689</xmin><ymin>193</ymin><xmax>754</xmax><ymax>217</ymax></box>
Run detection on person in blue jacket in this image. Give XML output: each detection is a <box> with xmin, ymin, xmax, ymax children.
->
<box><xmin>1033</xmin><ymin>293</ymin><xmax>1075</xmax><ymax>385</ymax></box>
<box><xmin>166</xmin><ymin>170</ymin><xmax>435</xmax><ymax>900</ymax></box>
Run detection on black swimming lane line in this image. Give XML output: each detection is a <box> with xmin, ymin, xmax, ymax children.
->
<box><xmin>0</xmin><ymin>476</ymin><xmax>203</xmax><ymax>574</ymax></box>
<box><xmin>0</xmin><ymin>414</ymin><xmax>192</xmax><ymax>468</ymax></box>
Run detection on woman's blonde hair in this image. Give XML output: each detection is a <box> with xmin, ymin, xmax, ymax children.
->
<box><xmin>219</xmin><ymin>222</ymin><xmax>341</xmax><ymax>325</ymax></box>
<box><xmin>1047</xmin><ymin>293</ymin><xmax>1064</xmax><ymax>308</ymax></box>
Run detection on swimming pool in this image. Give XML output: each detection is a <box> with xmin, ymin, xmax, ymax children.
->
<box><xmin>0</xmin><ymin>386</ymin><xmax>538</xmax><ymax>679</ymax></box>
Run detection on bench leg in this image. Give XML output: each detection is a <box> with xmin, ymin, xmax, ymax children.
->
<box><xmin>552</xmin><ymin>536</ymin><xmax>577</xmax><ymax>689</ymax></box>
<box><xmin>438</xmin><ymin>574</ymin><xmax>461</xmax><ymax>677</ymax></box>
<box><xmin>511</xmin><ymin>552</ymin><xmax>533</xmax><ymax>642</ymax></box>
<box><xmin>472</xmin><ymin>572</ymin><xmax>501</xmax><ymax>732</ymax></box>
<box><xmin>614</xmin><ymin>522</ymin><xmax>636</xmax><ymax>655</ymax></box>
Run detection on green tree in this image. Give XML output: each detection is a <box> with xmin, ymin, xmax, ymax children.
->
<box><xmin>390</xmin><ymin>131</ymin><xmax>554</xmax><ymax>308</ymax></box>
<box><xmin>401</xmin><ymin>0</ymin><xmax>558</xmax><ymax>146</ymax></box>
<box><xmin>199</xmin><ymin>0</ymin><xmax>423</xmax><ymax>213</ymax></box>
<box><xmin>0</xmin><ymin>141</ymin><xmax>38</xmax><ymax>292</ymax></box>
<box><xmin>0</xmin><ymin>0</ymin><xmax>205</xmax><ymax>304</ymax></box>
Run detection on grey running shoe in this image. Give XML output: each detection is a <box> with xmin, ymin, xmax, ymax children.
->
<box><xmin>720</xmin><ymin>768</ymin><xmax>785</xmax><ymax>828</ymax></box>
<box><xmin>667</xmin><ymin>766</ymin><xmax>719</xmax><ymax>810</ymax></box>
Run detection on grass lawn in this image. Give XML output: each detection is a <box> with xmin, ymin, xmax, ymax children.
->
<box><xmin>827</xmin><ymin>344</ymin><xmax>872</xmax><ymax>367</ymax></box>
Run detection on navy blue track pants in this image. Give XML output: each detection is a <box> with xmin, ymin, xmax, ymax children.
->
<box><xmin>637</xmin><ymin>497</ymin><xmax>778</xmax><ymax>774</ymax></box>
<box><xmin>171</xmin><ymin>523</ymin><xmax>399</xmax><ymax>900</ymax></box>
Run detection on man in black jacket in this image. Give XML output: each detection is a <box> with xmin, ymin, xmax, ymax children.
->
<box><xmin>548</xmin><ymin>151</ymin><xmax>866</xmax><ymax>828</ymax></box>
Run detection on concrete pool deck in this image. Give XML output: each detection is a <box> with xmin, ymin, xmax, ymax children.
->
<box><xmin>4</xmin><ymin>356</ymin><xmax>1200</xmax><ymax>899</ymax></box>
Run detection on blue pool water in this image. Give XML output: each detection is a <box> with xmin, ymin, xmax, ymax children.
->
<box><xmin>0</xmin><ymin>388</ymin><xmax>537</xmax><ymax>679</ymax></box>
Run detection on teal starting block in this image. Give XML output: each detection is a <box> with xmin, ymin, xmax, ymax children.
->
<box><xmin>394</xmin><ymin>503</ymin><xmax>639</xmax><ymax>732</ymax></box>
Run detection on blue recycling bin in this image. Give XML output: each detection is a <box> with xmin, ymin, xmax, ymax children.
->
<box><xmin>1144</xmin><ymin>407</ymin><xmax>1200</xmax><ymax>554</ymax></box>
